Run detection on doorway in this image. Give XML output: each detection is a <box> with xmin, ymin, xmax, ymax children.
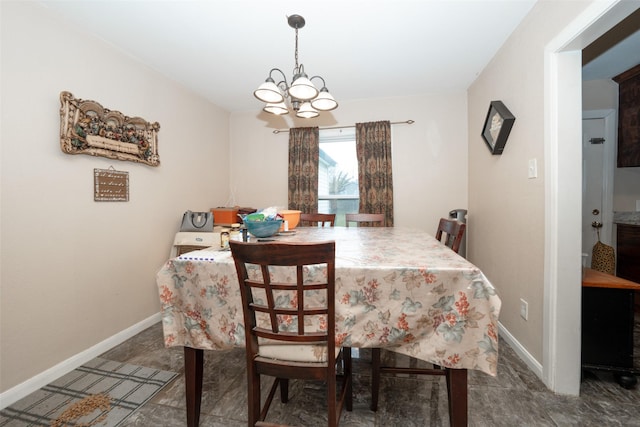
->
<box><xmin>582</xmin><ymin>109</ymin><xmax>616</xmax><ymax>267</ymax></box>
<box><xmin>544</xmin><ymin>0</ymin><xmax>638</xmax><ymax>395</ymax></box>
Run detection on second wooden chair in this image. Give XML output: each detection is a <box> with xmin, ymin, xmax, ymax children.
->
<box><xmin>345</xmin><ymin>213</ymin><xmax>385</xmax><ymax>227</ymax></box>
<box><xmin>435</xmin><ymin>218</ymin><xmax>466</xmax><ymax>253</ymax></box>
<box><xmin>300</xmin><ymin>213</ymin><xmax>336</xmax><ymax>227</ymax></box>
<box><xmin>370</xmin><ymin>217</ymin><xmax>466</xmax><ymax>425</ymax></box>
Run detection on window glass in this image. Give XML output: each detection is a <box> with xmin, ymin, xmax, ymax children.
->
<box><xmin>318</xmin><ymin>128</ymin><xmax>358</xmax><ymax>226</ymax></box>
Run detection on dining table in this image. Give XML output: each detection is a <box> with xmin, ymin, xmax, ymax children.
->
<box><xmin>156</xmin><ymin>226</ymin><xmax>502</xmax><ymax>426</ymax></box>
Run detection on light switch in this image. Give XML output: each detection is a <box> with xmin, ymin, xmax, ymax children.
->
<box><xmin>528</xmin><ymin>158</ymin><xmax>537</xmax><ymax>179</ymax></box>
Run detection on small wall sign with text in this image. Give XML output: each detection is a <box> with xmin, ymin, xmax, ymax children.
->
<box><xmin>94</xmin><ymin>167</ymin><xmax>129</xmax><ymax>201</ymax></box>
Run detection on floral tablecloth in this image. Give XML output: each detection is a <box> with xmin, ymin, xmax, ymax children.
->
<box><xmin>157</xmin><ymin>226</ymin><xmax>501</xmax><ymax>376</ymax></box>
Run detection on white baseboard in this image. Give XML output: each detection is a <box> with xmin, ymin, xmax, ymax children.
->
<box><xmin>498</xmin><ymin>321</ymin><xmax>544</xmax><ymax>380</ymax></box>
<box><xmin>0</xmin><ymin>313</ymin><xmax>161</xmax><ymax>409</ymax></box>
<box><xmin>0</xmin><ymin>316</ymin><xmax>543</xmax><ymax>409</ymax></box>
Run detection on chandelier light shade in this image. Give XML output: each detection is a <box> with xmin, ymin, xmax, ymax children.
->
<box><xmin>254</xmin><ymin>14</ymin><xmax>337</xmax><ymax>118</ymax></box>
<box><xmin>289</xmin><ymin>74</ymin><xmax>318</xmax><ymax>100</ymax></box>
<box><xmin>297</xmin><ymin>102</ymin><xmax>320</xmax><ymax>119</ymax></box>
<box><xmin>310</xmin><ymin>85</ymin><xmax>338</xmax><ymax>111</ymax></box>
<box><xmin>254</xmin><ymin>79</ymin><xmax>284</xmax><ymax>104</ymax></box>
<box><xmin>263</xmin><ymin>101</ymin><xmax>289</xmax><ymax>115</ymax></box>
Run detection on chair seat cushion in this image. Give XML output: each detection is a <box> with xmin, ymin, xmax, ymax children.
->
<box><xmin>259</xmin><ymin>343</ymin><xmax>341</xmax><ymax>363</ymax></box>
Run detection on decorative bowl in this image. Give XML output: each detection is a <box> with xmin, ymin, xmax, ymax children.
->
<box><xmin>244</xmin><ymin>219</ymin><xmax>283</xmax><ymax>238</ymax></box>
<box><xmin>278</xmin><ymin>210</ymin><xmax>301</xmax><ymax>230</ymax></box>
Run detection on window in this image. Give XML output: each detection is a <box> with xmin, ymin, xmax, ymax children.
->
<box><xmin>318</xmin><ymin>128</ymin><xmax>358</xmax><ymax>226</ymax></box>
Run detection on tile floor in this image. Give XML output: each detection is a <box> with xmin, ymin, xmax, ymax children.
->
<box><xmin>96</xmin><ymin>320</ymin><xmax>640</xmax><ymax>427</ymax></box>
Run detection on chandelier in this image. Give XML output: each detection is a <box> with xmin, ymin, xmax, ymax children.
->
<box><xmin>254</xmin><ymin>14</ymin><xmax>337</xmax><ymax>119</ymax></box>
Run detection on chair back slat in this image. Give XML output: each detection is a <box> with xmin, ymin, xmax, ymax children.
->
<box><xmin>300</xmin><ymin>213</ymin><xmax>336</xmax><ymax>227</ymax></box>
<box><xmin>435</xmin><ymin>218</ymin><xmax>466</xmax><ymax>254</ymax></box>
<box><xmin>345</xmin><ymin>213</ymin><xmax>385</xmax><ymax>227</ymax></box>
<box><xmin>230</xmin><ymin>241</ymin><xmax>335</xmax><ymax>343</ymax></box>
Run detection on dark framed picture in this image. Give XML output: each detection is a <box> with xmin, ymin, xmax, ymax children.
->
<box><xmin>481</xmin><ymin>101</ymin><xmax>515</xmax><ymax>155</ymax></box>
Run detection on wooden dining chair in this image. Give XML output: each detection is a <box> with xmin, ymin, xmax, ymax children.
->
<box><xmin>300</xmin><ymin>213</ymin><xmax>336</xmax><ymax>227</ymax></box>
<box><xmin>370</xmin><ymin>218</ymin><xmax>467</xmax><ymax>425</ymax></box>
<box><xmin>435</xmin><ymin>218</ymin><xmax>466</xmax><ymax>253</ymax></box>
<box><xmin>345</xmin><ymin>213</ymin><xmax>384</xmax><ymax>227</ymax></box>
<box><xmin>229</xmin><ymin>240</ymin><xmax>352</xmax><ymax>427</ymax></box>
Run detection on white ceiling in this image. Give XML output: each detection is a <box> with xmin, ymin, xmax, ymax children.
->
<box><xmin>38</xmin><ymin>0</ymin><xmax>539</xmax><ymax>112</ymax></box>
<box><xmin>582</xmin><ymin>29</ymin><xmax>640</xmax><ymax>81</ymax></box>
<box><xmin>38</xmin><ymin>1</ymin><xmax>637</xmax><ymax>113</ymax></box>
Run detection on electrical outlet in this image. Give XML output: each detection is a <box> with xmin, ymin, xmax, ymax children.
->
<box><xmin>520</xmin><ymin>298</ymin><xmax>528</xmax><ymax>320</ymax></box>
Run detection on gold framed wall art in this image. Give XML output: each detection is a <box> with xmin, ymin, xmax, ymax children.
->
<box><xmin>59</xmin><ymin>91</ymin><xmax>160</xmax><ymax>166</ymax></box>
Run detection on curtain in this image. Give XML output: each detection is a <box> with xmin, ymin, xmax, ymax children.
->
<box><xmin>356</xmin><ymin>120</ymin><xmax>394</xmax><ymax>226</ymax></box>
<box><xmin>288</xmin><ymin>127</ymin><xmax>319</xmax><ymax>213</ymax></box>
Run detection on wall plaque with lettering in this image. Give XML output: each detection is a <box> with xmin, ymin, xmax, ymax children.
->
<box><xmin>94</xmin><ymin>168</ymin><xmax>129</xmax><ymax>201</ymax></box>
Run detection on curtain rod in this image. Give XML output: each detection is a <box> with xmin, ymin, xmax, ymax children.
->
<box><xmin>272</xmin><ymin>119</ymin><xmax>415</xmax><ymax>134</ymax></box>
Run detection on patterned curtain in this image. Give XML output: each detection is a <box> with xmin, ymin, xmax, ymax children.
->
<box><xmin>356</xmin><ymin>121</ymin><xmax>394</xmax><ymax>226</ymax></box>
<box><xmin>288</xmin><ymin>127</ymin><xmax>319</xmax><ymax>213</ymax></box>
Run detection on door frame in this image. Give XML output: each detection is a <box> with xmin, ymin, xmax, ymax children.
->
<box><xmin>544</xmin><ymin>0</ymin><xmax>636</xmax><ymax>395</ymax></box>
<box><xmin>583</xmin><ymin>109</ymin><xmax>616</xmax><ymax>247</ymax></box>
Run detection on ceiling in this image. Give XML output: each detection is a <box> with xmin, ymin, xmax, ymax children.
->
<box><xmin>582</xmin><ymin>31</ymin><xmax>640</xmax><ymax>81</ymax></box>
<box><xmin>38</xmin><ymin>1</ymin><xmax>638</xmax><ymax>113</ymax></box>
<box><xmin>582</xmin><ymin>7</ymin><xmax>640</xmax><ymax>81</ymax></box>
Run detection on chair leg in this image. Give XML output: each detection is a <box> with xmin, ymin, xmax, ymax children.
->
<box><xmin>445</xmin><ymin>368</ymin><xmax>468</xmax><ymax>427</ymax></box>
<box><xmin>247</xmin><ymin>365</ymin><xmax>261</xmax><ymax>426</ymax></box>
<box><xmin>371</xmin><ymin>348</ymin><xmax>381</xmax><ymax>411</ymax></box>
<box><xmin>279</xmin><ymin>378</ymin><xmax>289</xmax><ymax>403</ymax></box>
<box><xmin>344</xmin><ymin>347</ymin><xmax>353</xmax><ymax>411</ymax></box>
<box><xmin>184</xmin><ymin>347</ymin><xmax>203</xmax><ymax>427</ymax></box>
<box><xmin>328</xmin><ymin>366</ymin><xmax>337</xmax><ymax>427</ymax></box>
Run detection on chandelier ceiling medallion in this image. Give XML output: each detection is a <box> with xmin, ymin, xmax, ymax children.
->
<box><xmin>254</xmin><ymin>14</ymin><xmax>337</xmax><ymax>119</ymax></box>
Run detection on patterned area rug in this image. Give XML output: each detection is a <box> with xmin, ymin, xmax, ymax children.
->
<box><xmin>0</xmin><ymin>358</ymin><xmax>177</xmax><ymax>427</ymax></box>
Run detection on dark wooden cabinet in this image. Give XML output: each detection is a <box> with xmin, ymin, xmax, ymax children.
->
<box><xmin>617</xmin><ymin>224</ymin><xmax>640</xmax><ymax>281</ymax></box>
<box><xmin>613</xmin><ymin>64</ymin><xmax>640</xmax><ymax>167</ymax></box>
<box><xmin>581</xmin><ymin>268</ymin><xmax>640</xmax><ymax>388</ymax></box>
<box><xmin>582</xmin><ymin>287</ymin><xmax>635</xmax><ymax>369</ymax></box>
<box><xmin>617</xmin><ymin>223</ymin><xmax>640</xmax><ymax>311</ymax></box>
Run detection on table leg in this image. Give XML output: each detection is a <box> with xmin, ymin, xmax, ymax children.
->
<box><xmin>446</xmin><ymin>368</ymin><xmax>467</xmax><ymax>427</ymax></box>
<box><xmin>370</xmin><ymin>348</ymin><xmax>381</xmax><ymax>411</ymax></box>
<box><xmin>184</xmin><ymin>347</ymin><xmax>204</xmax><ymax>427</ymax></box>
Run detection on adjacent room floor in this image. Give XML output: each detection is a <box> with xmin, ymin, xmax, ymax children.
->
<box><xmin>90</xmin><ymin>319</ymin><xmax>640</xmax><ymax>427</ymax></box>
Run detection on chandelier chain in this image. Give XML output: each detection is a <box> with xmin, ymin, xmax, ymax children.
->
<box><xmin>294</xmin><ymin>27</ymin><xmax>299</xmax><ymax>70</ymax></box>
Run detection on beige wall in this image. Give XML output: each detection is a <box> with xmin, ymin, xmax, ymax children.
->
<box><xmin>0</xmin><ymin>2</ymin><xmax>230</xmax><ymax>392</ymax></box>
<box><xmin>229</xmin><ymin>94</ymin><xmax>469</xmax><ymax>232</ymax></box>
<box><xmin>615</xmin><ymin>168</ymin><xmax>640</xmax><ymax>211</ymax></box>
<box><xmin>583</xmin><ymin>79</ymin><xmax>618</xmax><ymax>110</ymax></box>
<box><xmin>1</xmin><ymin>2</ymin><xmax>469</xmax><ymax>395</ymax></box>
<box><xmin>467</xmin><ymin>1</ymin><xmax>593</xmax><ymax>364</ymax></box>
<box><xmin>4</xmin><ymin>0</ymin><xmax>633</xmax><ymax>399</ymax></box>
